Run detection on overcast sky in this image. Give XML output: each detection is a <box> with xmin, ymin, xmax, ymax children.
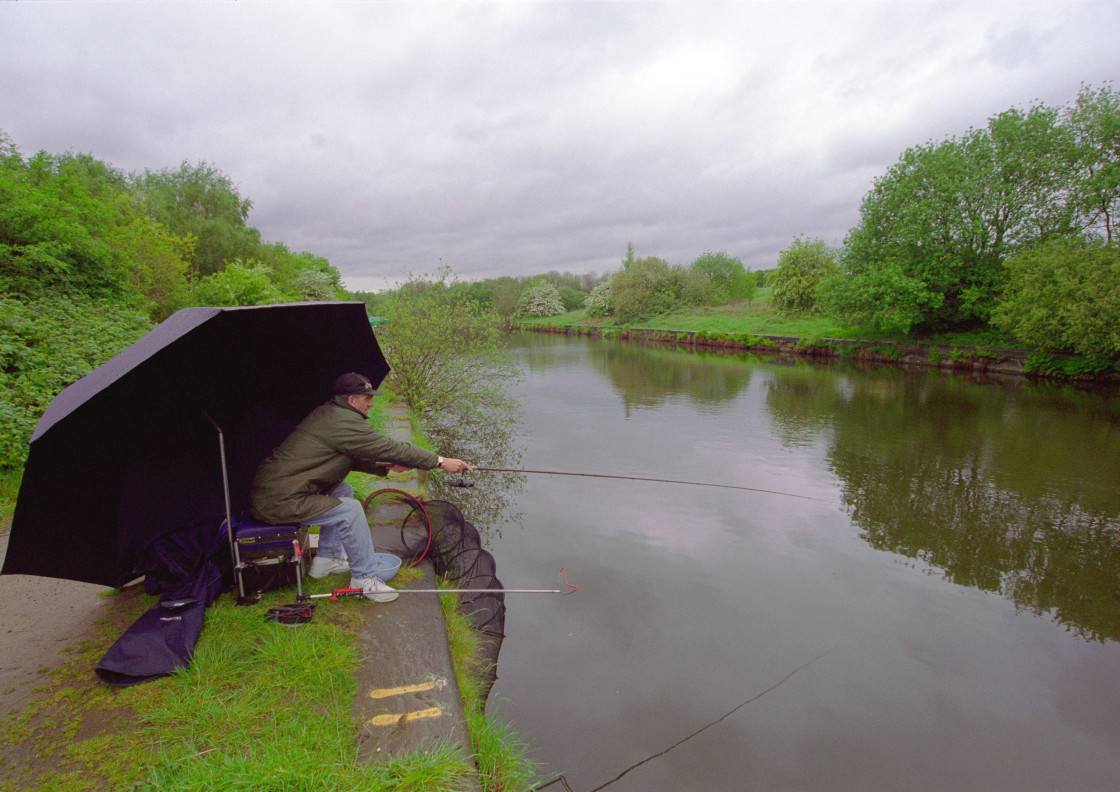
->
<box><xmin>2</xmin><ymin>2</ymin><xmax>1117</xmax><ymax>292</ymax></box>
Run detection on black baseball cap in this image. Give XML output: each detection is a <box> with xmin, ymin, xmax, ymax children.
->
<box><xmin>333</xmin><ymin>372</ymin><xmax>380</xmax><ymax>396</ymax></box>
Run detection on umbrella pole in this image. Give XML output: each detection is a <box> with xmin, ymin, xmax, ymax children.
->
<box><xmin>202</xmin><ymin>410</ymin><xmax>242</xmax><ymax>601</ymax></box>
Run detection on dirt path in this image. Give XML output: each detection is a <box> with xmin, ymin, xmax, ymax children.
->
<box><xmin>0</xmin><ymin>524</ymin><xmax>117</xmax><ymax>714</ymax></box>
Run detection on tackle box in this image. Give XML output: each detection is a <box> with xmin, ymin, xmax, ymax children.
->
<box><xmin>224</xmin><ymin>512</ymin><xmax>308</xmax><ymax>605</ymax></box>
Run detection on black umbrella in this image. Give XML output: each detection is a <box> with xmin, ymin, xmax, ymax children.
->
<box><xmin>2</xmin><ymin>301</ymin><xmax>390</xmax><ymax>589</ymax></box>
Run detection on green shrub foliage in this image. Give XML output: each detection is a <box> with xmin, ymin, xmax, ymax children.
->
<box><xmin>610</xmin><ymin>255</ymin><xmax>687</xmax><ymax>323</ymax></box>
<box><xmin>374</xmin><ymin>267</ymin><xmax>523</xmax><ymax>454</ymax></box>
<box><xmin>186</xmin><ymin>259</ymin><xmax>287</xmax><ymax>307</ymax></box>
<box><xmin>685</xmin><ymin>250</ymin><xmax>754</xmax><ymax>305</ymax></box>
<box><xmin>770</xmin><ymin>237</ymin><xmax>838</xmax><ymax>314</ymax></box>
<box><xmin>556</xmin><ymin>285</ymin><xmax>586</xmax><ymax>311</ymax></box>
<box><xmin>0</xmin><ymin>295</ymin><xmax>152</xmax><ymax>467</ymax></box>
<box><xmin>994</xmin><ymin>238</ymin><xmax>1120</xmax><ymax>356</ymax></box>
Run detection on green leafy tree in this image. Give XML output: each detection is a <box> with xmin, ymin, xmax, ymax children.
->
<box><xmin>110</xmin><ymin>213</ymin><xmax>193</xmax><ymax>320</ymax></box>
<box><xmin>487</xmin><ymin>276</ymin><xmax>525</xmax><ymax>318</ymax></box>
<box><xmin>556</xmin><ymin>286</ymin><xmax>586</xmax><ymax>311</ymax></box>
<box><xmin>0</xmin><ymin>145</ymin><xmax>130</xmax><ymax>299</ymax></box>
<box><xmin>832</xmin><ymin>103</ymin><xmax>1073</xmax><ymax>332</ymax></box>
<box><xmin>542</xmin><ymin>270</ymin><xmax>585</xmax><ymax>291</ymax></box>
<box><xmin>685</xmin><ymin>250</ymin><xmax>754</xmax><ymax>305</ymax></box>
<box><xmin>133</xmin><ymin>161</ymin><xmax>260</xmax><ymax>276</ymax></box>
<box><xmin>0</xmin><ymin>140</ymin><xmax>193</xmax><ymax>315</ymax></box>
<box><xmin>374</xmin><ymin>267</ymin><xmax>523</xmax><ymax>458</ymax></box>
<box><xmin>993</xmin><ymin>238</ymin><xmax>1120</xmax><ymax>356</ymax></box>
<box><xmin>255</xmin><ymin>243</ymin><xmax>344</xmax><ymax>300</ymax></box>
<box><xmin>580</xmin><ymin>272</ymin><xmax>607</xmax><ymax>291</ymax></box>
<box><xmin>1064</xmin><ymin>83</ymin><xmax>1120</xmax><ymax>244</ymax></box>
<box><xmin>515</xmin><ymin>280</ymin><xmax>564</xmax><ymax>317</ymax></box>
<box><xmin>610</xmin><ymin>255</ymin><xmax>687</xmax><ymax>323</ymax></box>
<box><xmin>770</xmin><ymin>237</ymin><xmax>838</xmax><ymax>314</ymax></box>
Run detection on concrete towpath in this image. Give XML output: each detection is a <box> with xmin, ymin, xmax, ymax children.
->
<box><xmin>0</xmin><ymin>527</ymin><xmax>113</xmax><ymax>716</ymax></box>
<box><xmin>348</xmin><ymin>404</ymin><xmax>481</xmax><ymax>785</ymax></box>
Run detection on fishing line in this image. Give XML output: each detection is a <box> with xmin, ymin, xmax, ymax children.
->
<box><xmin>468</xmin><ymin>467</ymin><xmax>825</xmax><ymax>502</ymax></box>
<box><xmin>572</xmin><ymin>646</ymin><xmax>838</xmax><ymax>792</ymax></box>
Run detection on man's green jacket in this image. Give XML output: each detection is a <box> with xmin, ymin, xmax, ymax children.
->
<box><xmin>250</xmin><ymin>395</ymin><xmax>439</xmax><ymax>524</ymax></box>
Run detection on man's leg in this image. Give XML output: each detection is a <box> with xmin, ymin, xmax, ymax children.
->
<box><xmin>307</xmin><ymin>485</ymin><xmax>397</xmax><ymax>602</ymax></box>
<box><xmin>310</xmin><ymin>482</ymin><xmax>356</xmax><ymax>564</ymax></box>
<box><xmin>310</xmin><ymin>492</ymin><xmax>378</xmax><ymax>577</ymax></box>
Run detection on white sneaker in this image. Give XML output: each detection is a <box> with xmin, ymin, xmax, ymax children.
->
<box><xmin>350</xmin><ymin>575</ymin><xmax>399</xmax><ymax>603</ymax></box>
<box><xmin>309</xmin><ymin>555</ymin><xmax>350</xmax><ymax>579</ymax></box>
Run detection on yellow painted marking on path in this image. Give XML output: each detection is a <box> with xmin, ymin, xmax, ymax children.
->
<box><xmin>368</xmin><ymin>707</ymin><xmax>443</xmax><ymax>727</ymax></box>
<box><xmin>369</xmin><ymin>681</ymin><xmax>439</xmax><ymax>699</ymax></box>
<box><xmin>368</xmin><ymin>678</ymin><xmax>447</xmax><ymax>700</ymax></box>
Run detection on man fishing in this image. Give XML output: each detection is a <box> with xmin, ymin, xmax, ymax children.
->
<box><xmin>250</xmin><ymin>372</ymin><xmax>473</xmax><ymax>602</ymax></box>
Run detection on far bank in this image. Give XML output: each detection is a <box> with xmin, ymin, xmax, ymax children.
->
<box><xmin>511</xmin><ymin>321</ymin><xmax>1120</xmax><ymax>385</ymax></box>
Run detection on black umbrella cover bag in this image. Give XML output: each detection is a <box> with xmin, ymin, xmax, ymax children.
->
<box><xmin>96</xmin><ymin>520</ymin><xmax>232</xmax><ymax>687</ymax></box>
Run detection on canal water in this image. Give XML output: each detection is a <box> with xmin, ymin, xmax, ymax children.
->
<box><xmin>472</xmin><ymin>332</ymin><xmax>1120</xmax><ymax>792</ymax></box>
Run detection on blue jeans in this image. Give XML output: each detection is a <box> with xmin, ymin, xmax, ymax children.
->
<box><xmin>305</xmin><ymin>482</ymin><xmax>378</xmax><ymax>579</ymax></box>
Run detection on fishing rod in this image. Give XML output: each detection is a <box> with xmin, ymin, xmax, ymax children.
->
<box><xmin>455</xmin><ymin>467</ymin><xmax>824</xmax><ymax>502</ymax></box>
<box><xmin>295</xmin><ymin>567</ymin><xmax>578</xmax><ymax>602</ymax></box>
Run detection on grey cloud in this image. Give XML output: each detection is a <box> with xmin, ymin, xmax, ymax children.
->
<box><xmin>2</xmin><ymin>2</ymin><xmax>1118</xmax><ymax>292</ymax></box>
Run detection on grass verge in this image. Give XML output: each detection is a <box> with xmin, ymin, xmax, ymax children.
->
<box><xmin>439</xmin><ymin>587</ymin><xmax>537</xmax><ymax>792</ymax></box>
<box><xmin>516</xmin><ymin>291</ymin><xmax>1026</xmax><ymax>348</ymax></box>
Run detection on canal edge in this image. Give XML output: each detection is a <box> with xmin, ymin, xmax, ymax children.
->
<box><xmin>512</xmin><ymin>322</ymin><xmax>1120</xmax><ymax>383</ymax></box>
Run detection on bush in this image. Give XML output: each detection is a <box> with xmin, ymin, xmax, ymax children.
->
<box><xmin>993</xmin><ymin>238</ymin><xmax>1120</xmax><ymax>356</ymax></box>
<box><xmin>584</xmin><ymin>282</ymin><xmax>613</xmax><ymax>317</ymax></box>
<box><xmin>515</xmin><ymin>280</ymin><xmax>564</xmax><ymax>317</ymax></box>
<box><xmin>556</xmin><ymin>286</ymin><xmax>586</xmax><ymax>312</ymax></box>
<box><xmin>0</xmin><ymin>295</ymin><xmax>152</xmax><ymax>468</ymax></box>
<box><xmin>374</xmin><ymin>267</ymin><xmax>522</xmax><ymax>456</ymax></box>
<box><xmin>685</xmin><ymin>251</ymin><xmax>755</xmax><ymax>305</ymax></box>
<box><xmin>610</xmin><ymin>256</ymin><xmax>688</xmax><ymax>323</ymax></box>
<box><xmin>186</xmin><ymin>259</ymin><xmax>287</xmax><ymax>307</ymax></box>
<box><xmin>770</xmin><ymin>237</ymin><xmax>838</xmax><ymax>314</ymax></box>
<box><xmin>292</xmin><ymin>269</ymin><xmax>341</xmax><ymax>301</ymax></box>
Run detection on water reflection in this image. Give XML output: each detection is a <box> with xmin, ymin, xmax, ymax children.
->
<box><xmin>590</xmin><ymin>342</ymin><xmax>753</xmax><ymax>414</ymax></box>
<box><xmin>764</xmin><ymin>364</ymin><xmax>1120</xmax><ymax>642</ymax></box>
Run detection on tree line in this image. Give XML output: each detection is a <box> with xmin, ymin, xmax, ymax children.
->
<box><xmin>360</xmin><ymin>243</ymin><xmax>763</xmax><ymax>326</ymax></box>
<box><xmin>778</xmin><ymin>82</ymin><xmax>1120</xmax><ymax>357</ymax></box>
<box><xmin>457</xmin><ymin>83</ymin><xmax>1118</xmax><ymax>363</ymax></box>
<box><xmin>0</xmin><ymin>135</ymin><xmax>345</xmax><ymax>318</ymax></box>
<box><xmin>0</xmin><ymin>135</ymin><xmax>344</xmax><ymax>467</ymax></box>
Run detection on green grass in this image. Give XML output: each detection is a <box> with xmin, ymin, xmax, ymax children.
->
<box><xmin>439</xmin><ymin>585</ymin><xmax>537</xmax><ymax>792</ymax></box>
<box><xmin>515</xmin><ymin>292</ymin><xmax>1028</xmax><ymax>349</ymax></box>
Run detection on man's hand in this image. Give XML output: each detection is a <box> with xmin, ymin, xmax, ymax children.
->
<box><xmin>437</xmin><ymin>457</ymin><xmax>474</xmax><ymax>474</ymax></box>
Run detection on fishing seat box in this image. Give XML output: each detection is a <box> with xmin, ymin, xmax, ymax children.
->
<box><xmin>225</xmin><ymin>512</ymin><xmax>308</xmax><ymax>604</ymax></box>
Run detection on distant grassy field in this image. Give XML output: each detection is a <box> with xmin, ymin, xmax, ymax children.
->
<box><xmin>517</xmin><ymin>288</ymin><xmax>1026</xmax><ymax>350</ymax></box>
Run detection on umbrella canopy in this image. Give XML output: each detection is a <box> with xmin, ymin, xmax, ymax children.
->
<box><xmin>2</xmin><ymin>302</ymin><xmax>390</xmax><ymax>588</ymax></box>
